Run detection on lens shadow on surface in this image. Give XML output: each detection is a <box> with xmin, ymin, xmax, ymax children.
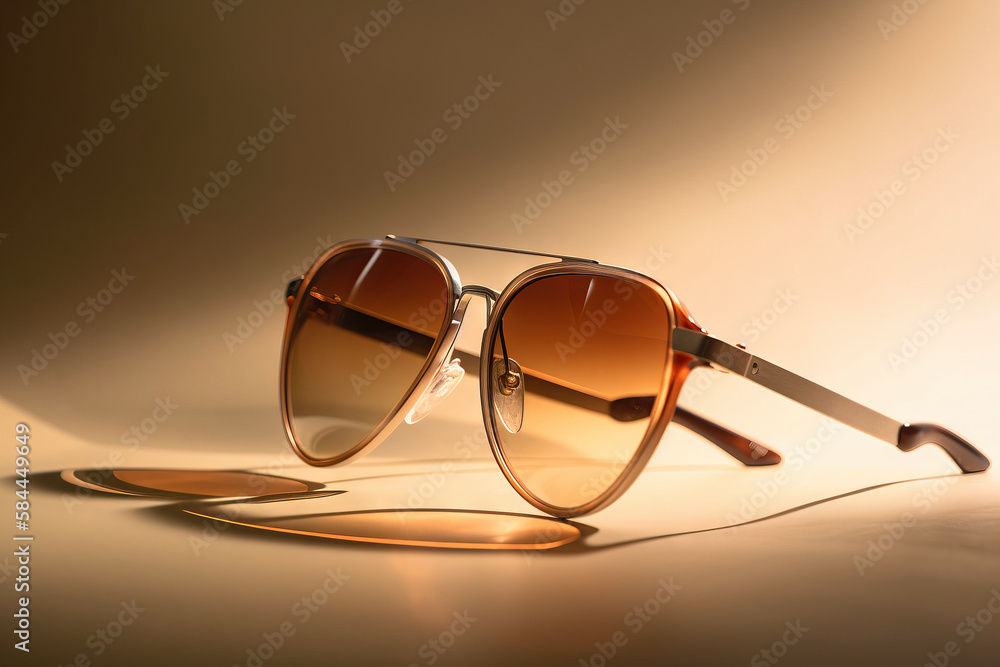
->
<box><xmin>45</xmin><ymin>465</ymin><xmax>964</xmax><ymax>552</ymax></box>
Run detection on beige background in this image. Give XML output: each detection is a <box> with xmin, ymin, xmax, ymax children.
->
<box><xmin>2</xmin><ymin>1</ymin><xmax>999</xmax><ymax>665</ymax></box>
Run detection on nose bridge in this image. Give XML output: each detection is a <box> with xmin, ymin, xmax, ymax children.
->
<box><xmin>404</xmin><ymin>288</ymin><xmax>491</xmax><ymax>424</ymax></box>
<box><xmin>446</xmin><ymin>291</ymin><xmax>478</xmax><ymax>345</ymax></box>
<box><xmin>460</xmin><ymin>284</ymin><xmax>500</xmax><ymax>320</ymax></box>
<box><xmin>437</xmin><ymin>285</ymin><xmax>498</xmax><ymax>361</ymax></box>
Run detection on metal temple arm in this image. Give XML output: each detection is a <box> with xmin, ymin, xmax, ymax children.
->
<box><xmin>672</xmin><ymin>328</ymin><xmax>991</xmax><ymax>473</ymax></box>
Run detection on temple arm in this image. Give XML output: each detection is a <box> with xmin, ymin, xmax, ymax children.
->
<box><xmin>451</xmin><ymin>350</ymin><xmax>780</xmax><ymax>467</ymax></box>
<box><xmin>672</xmin><ymin>328</ymin><xmax>991</xmax><ymax>473</ymax></box>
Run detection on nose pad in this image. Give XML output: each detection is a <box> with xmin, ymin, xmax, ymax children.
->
<box><xmin>405</xmin><ymin>358</ymin><xmax>465</xmax><ymax>424</ymax></box>
<box><xmin>491</xmin><ymin>357</ymin><xmax>524</xmax><ymax>434</ymax></box>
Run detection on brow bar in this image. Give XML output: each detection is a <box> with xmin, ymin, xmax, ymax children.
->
<box><xmin>387</xmin><ymin>235</ymin><xmax>599</xmax><ymax>264</ymax></box>
<box><xmin>672</xmin><ymin>328</ymin><xmax>991</xmax><ymax>473</ymax></box>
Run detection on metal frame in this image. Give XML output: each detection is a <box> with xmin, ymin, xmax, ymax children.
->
<box><xmin>387</xmin><ymin>235</ymin><xmax>599</xmax><ymax>264</ymax></box>
<box><xmin>671</xmin><ymin>327</ymin><xmax>989</xmax><ymax>474</ymax></box>
<box><xmin>671</xmin><ymin>328</ymin><xmax>901</xmax><ymax>443</ymax></box>
<box><xmin>279</xmin><ymin>237</ymin><xmax>463</xmax><ymax>467</ymax></box>
<box><xmin>279</xmin><ymin>235</ymin><xmax>991</xmax><ymax>518</ymax></box>
<box><xmin>479</xmin><ymin>261</ymin><xmax>680</xmax><ymax>517</ymax></box>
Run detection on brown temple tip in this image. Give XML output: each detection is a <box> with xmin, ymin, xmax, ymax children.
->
<box><xmin>671</xmin><ymin>406</ymin><xmax>782</xmax><ymax>467</ymax></box>
<box><xmin>897</xmin><ymin>423</ymin><xmax>991</xmax><ymax>473</ymax></box>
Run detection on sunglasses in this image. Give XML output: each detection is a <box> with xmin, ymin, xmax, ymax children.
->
<box><xmin>278</xmin><ymin>236</ymin><xmax>990</xmax><ymax>518</ymax></box>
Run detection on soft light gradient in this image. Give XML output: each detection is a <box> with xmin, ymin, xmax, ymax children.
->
<box><xmin>2</xmin><ymin>1</ymin><xmax>998</xmax><ymax>665</ymax></box>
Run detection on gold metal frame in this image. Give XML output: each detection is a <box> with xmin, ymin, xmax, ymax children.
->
<box><xmin>279</xmin><ymin>237</ymin><xmax>463</xmax><ymax>466</ymax></box>
<box><xmin>280</xmin><ymin>236</ymin><xmax>991</xmax><ymax>518</ymax></box>
<box><xmin>479</xmin><ymin>262</ymin><xmax>682</xmax><ymax>517</ymax></box>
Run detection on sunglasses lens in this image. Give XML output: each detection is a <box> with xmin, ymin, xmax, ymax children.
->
<box><xmin>283</xmin><ymin>246</ymin><xmax>452</xmax><ymax>462</ymax></box>
<box><xmin>488</xmin><ymin>273</ymin><xmax>672</xmax><ymax>512</ymax></box>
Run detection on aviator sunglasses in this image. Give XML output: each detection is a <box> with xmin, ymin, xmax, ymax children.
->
<box><xmin>279</xmin><ymin>236</ymin><xmax>990</xmax><ymax>518</ymax></box>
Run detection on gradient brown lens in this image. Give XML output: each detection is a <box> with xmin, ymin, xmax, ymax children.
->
<box><xmin>284</xmin><ymin>245</ymin><xmax>452</xmax><ymax>462</ymax></box>
<box><xmin>487</xmin><ymin>272</ymin><xmax>672</xmax><ymax>512</ymax></box>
